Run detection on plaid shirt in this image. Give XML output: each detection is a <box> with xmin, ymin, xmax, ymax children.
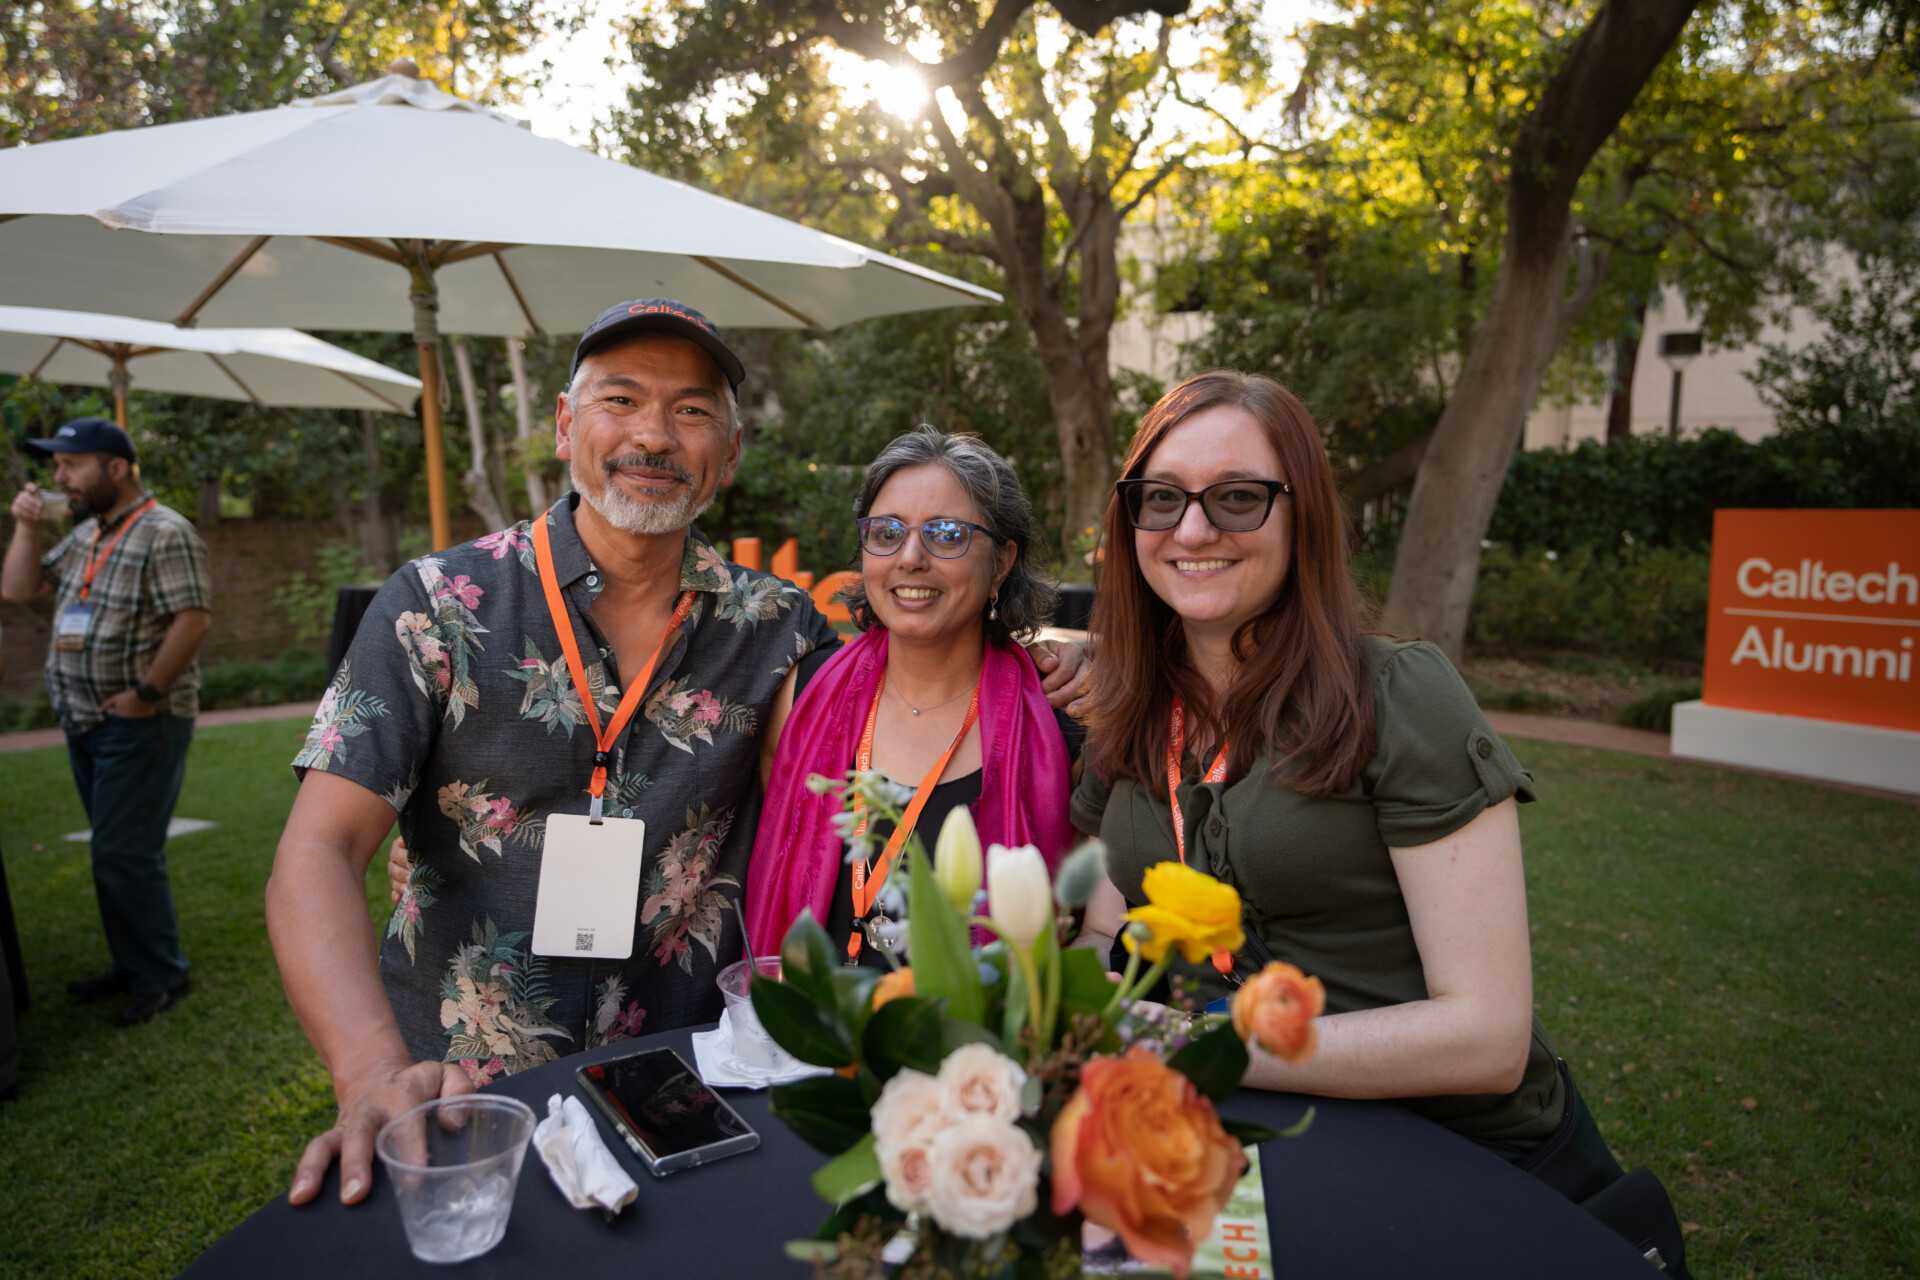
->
<box><xmin>291</xmin><ymin>496</ymin><xmax>840</xmax><ymax>1082</ymax></box>
<box><xmin>40</xmin><ymin>493</ymin><xmax>213</xmax><ymax>732</ymax></box>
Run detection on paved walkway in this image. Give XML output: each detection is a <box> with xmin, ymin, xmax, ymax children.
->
<box><xmin>1487</xmin><ymin>709</ymin><xmax>1918</xmax><ymax>807</ymax></box>
<box><xmin>0</xmin><ymin>701</ymin><xmax>317</xmax><ymax>754</ymax></box>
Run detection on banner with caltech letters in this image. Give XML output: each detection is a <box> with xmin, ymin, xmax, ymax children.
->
<box><xmin>1702</xmin><ymin>509</ymin><xmax>1920</xmax><ymax>732</ymax></box>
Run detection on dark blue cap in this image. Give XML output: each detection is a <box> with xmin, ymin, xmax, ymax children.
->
<box><xmin>570</xmin><ymin>298</ymin><xmax>744</xmax><ymax>391</ymax></box>
<box><xmin>24</xmin><ymin>417</ymin><xmax>138</xmax><ymax>464</ymax></box>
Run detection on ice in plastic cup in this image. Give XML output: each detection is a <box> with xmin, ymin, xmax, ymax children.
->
<box><xmin>375</xmin><ymin>1094</ymin><xmax>536</xmax><ymax>1265</ymax></box>
<box><xmin>716</xmin><ymin>957</ymin><xmax>791</xmax><ymax>1071</ymax></box>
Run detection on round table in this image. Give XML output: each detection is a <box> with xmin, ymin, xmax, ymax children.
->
<box><xmin>181</xmin><ymin>1027</ymin><xmax>1654</xmax><ymax>1278</ymax></box>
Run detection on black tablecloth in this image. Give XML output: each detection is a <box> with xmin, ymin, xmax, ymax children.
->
<box><xmin>181</xmin><ymin>1028</ymin><xmax>1652</xmax><ymax>1279</ymax></box>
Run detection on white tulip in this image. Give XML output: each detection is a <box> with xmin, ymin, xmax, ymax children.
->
<box><xmin>933</xmin><ymin>807</ymin><xmax>984</xmax><ymax>916</ymax></box>
<box><xmin>986</xmin><ymin>843</ymin><xmax>1053</xmax><ymax>954</ymax></box>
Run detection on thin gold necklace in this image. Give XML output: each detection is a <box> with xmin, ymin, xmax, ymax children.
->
<box><xmin>887</xmin><ymin>666</ymin><xmax>981</xmax><ymax>716</ymax></box>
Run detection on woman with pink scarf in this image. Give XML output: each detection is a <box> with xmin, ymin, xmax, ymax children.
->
<box><xmin>744</xmin><ymin>428</ymin><xmax>1078</xmax><ymax>967</ymax></box>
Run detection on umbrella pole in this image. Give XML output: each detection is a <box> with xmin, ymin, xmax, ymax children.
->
<box><xmin>107</xmin><ymin>354</ymin><xmax>131</xmax><ymax>431</ymax></box>
<box><xmin>411</xmin><ymin>263</ymin><xmax>454</xmax><ymax>551</ymax></box>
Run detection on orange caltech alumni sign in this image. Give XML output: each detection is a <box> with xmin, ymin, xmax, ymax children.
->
<box><xmin>1703</xmin><ymin>510</ymin><xmax>1920</xmax><ymax>733</ymax></box>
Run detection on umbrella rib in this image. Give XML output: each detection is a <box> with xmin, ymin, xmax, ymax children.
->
<box><xmin>26</xmin><ymin>337</ymin><xmax>66</xmax><ymax>379</ymax></box>
<box><xmin>491</xmin><ymin>252</ymin><xmax>543</xmax><ymax>335</ymax></box>
<box><xmin>691</xmin><ymin>256</ymin><xmax>819</xmax><ymax>329</ymax></box>
<box><xmin>330</xmin><ymin>369</ymin><xmax>411</xmax><ymax>414</ymax></box>
<box><xmin>208</xmin><ymin>354</ymin><xmax>265</xmax><ymax>406</ymax></box>
<box><xmin>435</xmin><ymin>240</ymin><xmax>519</xmax><ymax>266</ymax></box>
<box><xmin>175</xmin><ymin>235</ymin><xmax>271</xmax><ymax>327</ymax></box>
<box><xmin>315</xmin><ymin>236</ymin><xmax>407</xmax><ymax>265</ymax></box>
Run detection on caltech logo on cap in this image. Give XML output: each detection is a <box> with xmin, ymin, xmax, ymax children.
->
<box><xmin>57</xmin><ymin>426</ymin><xmax>76</xmax><ymax>437</ymax></box>
<box><xmin>626</xmin><ymin>300</ymin><xmax>717</xmax><ymax>335</ymax></box>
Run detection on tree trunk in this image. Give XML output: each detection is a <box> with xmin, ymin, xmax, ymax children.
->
<box><xmin>1381</xmin><ymin>0</ymin><xmax>1702</xmax><ymax>660</ymax></box>
<box><xmin>359</xmin><ymin>410</ymin><xmax>397</xmax><ymax>572</ymax></box>
<box><xmin>1606</xmin><ymin>295</ymin><xmax>1648</xmax><ymax>442</ymax></box>
<box><xmin>196</xmin><ymin>479</ymin><xmax>220</xmax><ymax>527</ymax></box>
<box><xmin>507</xmin><ymin>337</ymin><xmax>548</xmax><ymax>515</ymax></box>
<box><xmin>448</xmin><ymin>335</ymin><xmax>510</xmax><ymax>532</ymax></box>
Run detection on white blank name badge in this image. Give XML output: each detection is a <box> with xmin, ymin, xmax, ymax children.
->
<box><xmin>531</xmin><ymin>813</ymin><xmax>646</xmax><ymax>960</ymax></box>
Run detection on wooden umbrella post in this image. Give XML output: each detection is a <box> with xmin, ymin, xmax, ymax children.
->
<box><xmin>106</xmin><ymin>349</ymin><xmax>132</xmax><ymax>430</ymax></box>
<box><xmin>409</xmin><ymin>257</ymin><xmax>453</xmax><ymax>551</ymax></box>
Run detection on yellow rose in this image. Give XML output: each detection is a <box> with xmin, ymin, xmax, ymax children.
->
<box><xmin>872</xmin><ymin>967</ymin><xmax>915</xmax><ymax>1009</ymax></box>
<box><xmin>1123</xmin><ymin>863</ymin><xmax>1244</xmax><ymax>964</ymax></box>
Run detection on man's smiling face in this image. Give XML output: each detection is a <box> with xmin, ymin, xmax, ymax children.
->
<box><xmin>555</xmin><ymin>332</ymin><xmax>741</xmax><ymax>537</ymax></box>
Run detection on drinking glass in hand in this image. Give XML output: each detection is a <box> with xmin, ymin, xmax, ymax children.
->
<box><xmin>375</xmin><ymin>1094</ymin><xmax>536</xmax><ymax>1264</ymax></box>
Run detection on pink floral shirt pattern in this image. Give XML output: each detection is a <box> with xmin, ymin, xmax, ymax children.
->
<box><xmin>293</xmin><ymin>496</ymin><xmax>839</xmax><ymax>1079</ymax></box>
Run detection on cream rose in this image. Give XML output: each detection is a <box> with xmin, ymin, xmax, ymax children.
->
<box><xmin>937</xmin><ymin>1043</ymin><xmax>1027</xmax><ymax>1125</ymax></box>
<box><xmin>871</xmin><ymin>1068</ymin><xmax>947</xmax><ymax>1154</ymax></box>
<box><xmin>923</xmin><ymin>1118</ymin><xmax>1041</xmax><ymax>1239</ymax></box>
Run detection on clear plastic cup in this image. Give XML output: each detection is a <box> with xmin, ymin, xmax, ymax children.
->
<box><xmin>375</xmin><ymin>1094</ymin><xmax>536</xmax><ymax>1265</ymax></box>
<box><xmin>716</xmin><ymin>957</ymin><xmax>791</xmax><ymax>1071</ymax></box>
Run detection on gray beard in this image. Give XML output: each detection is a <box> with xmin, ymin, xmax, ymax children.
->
<box><xmin>571</xmin><ymin>455</ymin><xmax>713</xmax><ymax>535</ymax></box>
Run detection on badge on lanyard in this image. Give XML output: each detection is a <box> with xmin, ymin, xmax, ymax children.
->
<box><xmin>525</xmin><ymin>516</ymin><xmax>695</xmax><ymax>960</ymax></box>
<box><xmin>57</xmin><ymin>498</ymin><xmax>155</xmax><ymax>653</ymax></box>
<box><xmin>532</xmin><ymin>814</ymin><xmax>648</xmax><ymax>960</ymax></box>
<box><xmin>55</xmin><ymin>602</ymin><xmax>93</xmax><ymax>652</ymax></box>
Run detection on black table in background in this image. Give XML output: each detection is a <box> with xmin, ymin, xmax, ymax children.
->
<box><xmin>182</xmin><ymin>1027</ymin><xmax>1653</xmax><ymax>1279</ymax></box>
<box><xmin>326</xmin><ymin>582</ymin><xmax>386</xmax><ymax>682</ymax></box>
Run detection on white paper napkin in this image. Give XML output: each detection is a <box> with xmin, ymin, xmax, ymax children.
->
<box><xmin>690</xmin><ymin>1009</ymin><xmax>834</xmax><ymax>1089</ymax></box>
<box><xmin>533</xmin><ymin>1093</ymin><xmax>638</xmax><ymax>1215</ymax></box>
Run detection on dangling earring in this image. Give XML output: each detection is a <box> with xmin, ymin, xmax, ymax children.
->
<box><xmin>989</xmin><ymin>591</ymin><xmax>999</xmax><ymax>622</ymax></box>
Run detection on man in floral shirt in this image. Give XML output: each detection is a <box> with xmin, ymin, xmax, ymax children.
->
<box><xmin>268</xmin><ymin>300</ymin><xmax>1079</xmax><ymax>1207</ymax></box>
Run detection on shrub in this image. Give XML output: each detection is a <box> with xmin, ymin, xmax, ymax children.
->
<box><xmin>1618</xmin><ymin>682</ymin><xmax>1703</xmax><ymax>733</ymax></box>
<box><xmin>1468</xmin><ymin>547</ymin><xmax>1711</xmax><ymax>663</ymax></box>
<box><xmin>273</xmin><ymin>541</ymin><xmax>384</xmax><ymax>643</ymax></box>
<box><xmin>0</xmin><ymin>696</ymin><xmax>55</xmax><ymax>733</ymax></box>
<box><xmin>197</xmin><ymin>648</ymin><xmax>329</xmax><ymax>711</ymax></box>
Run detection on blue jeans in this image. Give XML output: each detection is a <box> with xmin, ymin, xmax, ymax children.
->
<box><xmin>65</xmin><ymin>714</ymin><xmax>194</xmax><ymax>998</ymax></box>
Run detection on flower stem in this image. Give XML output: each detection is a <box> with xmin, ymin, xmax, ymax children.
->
<box><xmin>1102</xmin><ymin>943</ymin><xmax>1144</xmax><ymax>1019</ymax></box>
<box><xmin>1012</xmin><ymin>943</ymin><xmax>1044</xmax><ymax>1038</ymax></box>
<box><xmin>1123</xmin><ymin>954</ymin><xmax>1173</xmax><ymax>1008</ymax></box>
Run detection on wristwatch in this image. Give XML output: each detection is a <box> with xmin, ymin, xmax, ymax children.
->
<box><xmin>134</xmin><ymin>682</ymin><xmax>163</xmax><ymax>703</ymax></box>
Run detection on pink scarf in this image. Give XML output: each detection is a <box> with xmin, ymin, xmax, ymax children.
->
<box><xmin>745</xmin><ymin>627</ymin><xmax>1074</xmax><ymax>958</ymax></box>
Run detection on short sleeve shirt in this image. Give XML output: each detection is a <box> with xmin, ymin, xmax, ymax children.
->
<box><xmin>291</xmin><ymin>496</ymin><xmax>840</xmax><ymax>1084</ymax></box>
<box><xmin>40</xmin><ymin>495</ymin><xmax>212</xmax><ymax>732</ymax></box>
<box><xmin>1074</xmin><ymin>637</ymin><xmax>1565</xmax><ymax>1148</ymax></box>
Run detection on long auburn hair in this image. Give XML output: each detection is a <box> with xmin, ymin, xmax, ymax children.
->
<box><xmin>1082</xmin><ymin>371</ymin><xmax>1375</xmax><ymax>798</ymax></box>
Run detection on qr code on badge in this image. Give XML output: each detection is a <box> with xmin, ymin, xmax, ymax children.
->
<box><xmin>574</xmin><ymin>928</ymin><xmax>595</xmax><ymax>952</ymax></box>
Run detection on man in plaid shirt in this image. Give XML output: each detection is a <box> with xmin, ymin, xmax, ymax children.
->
<box><xmin>3</xmin><ymin>418</ymin><xmax>212</xmax><ymax>1027</ymax></box>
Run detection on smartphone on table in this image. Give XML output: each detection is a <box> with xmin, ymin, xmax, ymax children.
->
<box><xmin>575</xmin><ymin>1047</ymin><xmax>760</xmax><ymax>1176</ymax></box>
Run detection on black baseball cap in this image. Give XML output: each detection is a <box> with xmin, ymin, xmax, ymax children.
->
<box><xmin>23</xmin><ymin>417</ymin><xmax>139</xmax><ymax>464</ymax></box>
<box><xmin>570</xmin><ymin>298</ymin><xmax>745</xmax><ymax>392</ymax></box>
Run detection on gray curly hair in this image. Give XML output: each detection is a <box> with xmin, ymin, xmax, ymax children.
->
<box><xmin>843</xmin><ymin>427</ymin><xmax>1058</xmax><ymax>646</ymax></box>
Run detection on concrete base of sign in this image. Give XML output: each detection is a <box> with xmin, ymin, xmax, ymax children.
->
<box><xmin>1671</xmin><ymin>701</ymin><xmax>1920</xmax><ymax>796</ymax></box>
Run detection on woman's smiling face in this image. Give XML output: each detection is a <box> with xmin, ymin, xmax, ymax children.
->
<box><xmin>862</xmin><ymin>463</ymin><xmax>1014</xmax><ymax>643</ymax></box>
<box><xmin>1132</xmin><ymin>405</ymin><xmax>1294</xmax><ymax>638</ymax></box>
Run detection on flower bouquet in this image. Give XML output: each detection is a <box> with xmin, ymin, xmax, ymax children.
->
<box><xmin>752</xmin><ymin>772</ymin><xmax>1327</xmax><ymax>1279</ymax></box>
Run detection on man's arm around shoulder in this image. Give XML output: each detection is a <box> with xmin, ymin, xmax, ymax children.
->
<box><xmin>266</xmin><ymin>770</ymin><xmax>473</xmax><ymax>1205</ymax></box>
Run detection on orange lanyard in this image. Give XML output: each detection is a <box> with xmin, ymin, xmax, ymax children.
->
<box><xmin>846</xmin><ymin>667</ymin><xmax>982</xmax><ymax>959</ymax></box>
<box><xmin>1167</xmin><ymin>695</ymin><xmax>1234</xmax><ymax>975</ymax></box>
<box><xmin>78</xmin><ymin>498</ymin><xmax>155</xmax><ymax>602</ymax></box>
<box><xmin>532</xmin><ymin>517</ymin><xmax>694</xmax><ymax>823</ymax></box>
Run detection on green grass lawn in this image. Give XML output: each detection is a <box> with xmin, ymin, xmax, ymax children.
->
<box><xmin>0</xmin><ymin>723</ymin><xmax>1914</xmax><ymax>1277</ymax></box>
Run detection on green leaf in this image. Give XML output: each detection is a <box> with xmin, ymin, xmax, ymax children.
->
<box><xmin>1277</xmin><ymin>1105</ymin><xmax>1317</xmax><ymax>1138</ymax></box>
<box><xmin>862</xmin><ymin>994</ymin><xmax>946</xmax><ymax>1080</ymax></box>
<box><xmin>811</xmin><ymin>1131</ymin><xmax>882</xmax><ymax>1206</ymax></box>
<box><xmin>907</xmin><ymin>845</ymin><xmax>983</xmax><ymax>1024</ymax></box>
<box><xmin>770</xmin><ymin>1074</ymin><xmax>873</xmax><ymax>1155</ymax></box>
<box><xmin>752</xmin><ymin>972</ymin><xmax>854</xmax><ymax>1067</ymax></box>
<box><xmin>809</xmin><ymin>1185</ymin><xmax>905</xmax><ymax>1244</ymax></box>
<box><xmin>784</xmin><ymin>1240</ymin><xmax>839</xmax><ymax>1265</ymax></box>
<box><xmin>1166</xmin><ymin>1021</ymin><xmax>1250</xmax><ymax>1103</ymax></box>
<box><xmin>1218</xmin><ymin>1115</ymin><xmax>1283</xmax><ymax>1146</ymax></box>
<box><xmin>829</xmin><ymin>964</ymin><xmax>882</xmax><ymax>1051</ymax></box>
<box><xmin>940</xmin><ymin>1017</ymin><xmax>1005</xmax><ymax>1056</ymax></box>
<box><xmin>1058</xmin><ymin>943</ymin><xmax>1115</xmax><ymax>1018</ymax></box>
<box><xmin>1000</xmin><ymin>947</ymin><xmax>1029</xmax><ymax>1046</ymax></box>
<box><xmin>780</xmin><ymin>908</ymin><xmax>840</xmax><ymax>1006</ymax></box>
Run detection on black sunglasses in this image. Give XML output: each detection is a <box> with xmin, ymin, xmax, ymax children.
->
<box><xmin>1116</xmin><ymin>478</ymin><xmax>1292</xmax><ymax>532</ymax></box>
<box><xmin>856</xmin><ymin>516</ymin><xmax>998</xmax><ymax>559</ymax></box>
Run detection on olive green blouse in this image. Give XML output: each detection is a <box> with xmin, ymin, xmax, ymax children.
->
<box><xmin>1072</xmin><ymin>636</ymin><xmax>1566</xmax><ymax>1150</ymax></box>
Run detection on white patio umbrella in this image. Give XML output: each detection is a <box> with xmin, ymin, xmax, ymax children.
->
<box><xmin>0</xmin><ymin>306</ymin><xmax>421</xmax><ymax>427</ymax></box>
<box><xmin>0</xmin><ymin>61</ymin><xmax>1001</xmax><ymax>548</ymax></box>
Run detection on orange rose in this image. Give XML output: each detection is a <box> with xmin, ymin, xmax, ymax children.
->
<box><xmin>872</xmin><ymin>967</ymin><xmax>915</xmax><ymax>1008</ymax></box>
<box><xmin>1230</xmin><ymin>962</ymin><xmax>1325</xmax><ymax>1064</ymax></box>
<box><xmin>1049</xmin><ymin>1047</ymin><xmax>1246</xmax><ymax>1278</ymax></box>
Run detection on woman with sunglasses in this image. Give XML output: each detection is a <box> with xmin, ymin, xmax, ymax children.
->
<box><xmin>741</xmin><ymin>427</ymin><xmax>1079</xmax><ymax>967</ymax></box>
<box><xmin>1073</xmin><ymin>372</ymin><xmax>1624</xmax><ymax>1196</ymax></box>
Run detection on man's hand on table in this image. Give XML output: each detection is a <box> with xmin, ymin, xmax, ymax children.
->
<box><xmin>290</xmin><ymin>1058</ymin><xmax>475</xmax><ymax>1206</ymax></box>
